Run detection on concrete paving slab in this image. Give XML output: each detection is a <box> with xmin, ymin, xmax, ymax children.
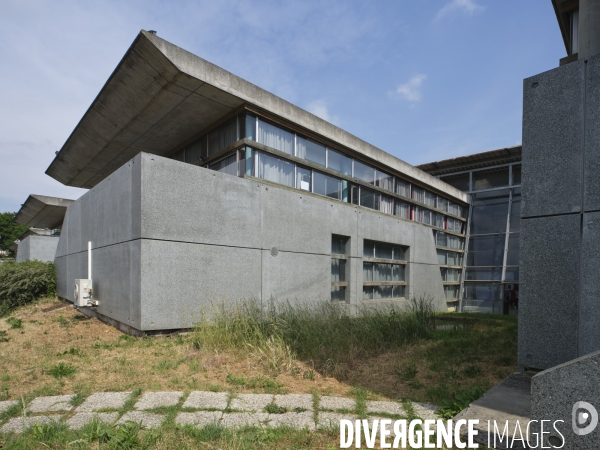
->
<box><xmin>319</xmin><ymin>396</ymin><xmax>355</xmax><ymax>411</ymax></box>
<box><xmin>454</xmin><ymin>372</ymin><xmax>532</xmax><ymax>450</ymax></box>
<box><xmin>77</xmin><ymin>392</ymin><xmax>132</xmax><ymax>412</ymax></box>
<box><xmin>229</xmin><ymin>394</ymin><xmax>273</xmax><ymax>412</ymax></box>
<box><xmin>273</xmin><ymin>394</ymin><xmax>313</xmax><ymax>411</ymax></box>
<box><xmin>267</xmin><ymin>411</ymin><xmax>315</xmax><ymax>430</ymax></box>
<box><xmin>221</xmin><ymin>412</ymin><xmax>269</xmax><ymax>428</ymax></box>
<box><xmin>118</xmin><ymin>411</ymin><xmax>165</xmax><ymax>428</ymax></box>
<box><xmin>365</xmin><ymin>400</ymin><xmax>405</xmax><ymax>416</ymax></box>
<box><xmin>134</xmin><ymin>391</ymin><xmax>183</xmax><ymax>410</ymax></box>
<box><xmin>182</xmin><ymin>391</ymin><xmax>228</xmax><ymax>410</ymax></box>
<box><xmin>412</xmin><ymin>402</ymin><xmax>440</xmax><ymax>420</ymax></box>
<box><xmin>1</xmin><ymin>416</ymin><xmax>57</xmax><ymax>433</ymax></box>
<box><xmin>175</xmin><ymin>411</ymin><xmax>222</xmax><ymax>428</ymax></box>
<box><xmin>0</xmin><ymin>400</ymin><xmax>18</xmax><ymax>414</ymax></box>
<box><xmin>27</xmin><ymin>395</ymin><xmax>75</xmax><ymax>413</ymax></box>
<box><xmin>67</xmin><ymin>412</ymin><xmax>119</xmax><ymax>430</ymax></box>
<box><xmin>317</xmin><ymin>412</ymin><xmax>358</xmax><ymax>430</ymax></box>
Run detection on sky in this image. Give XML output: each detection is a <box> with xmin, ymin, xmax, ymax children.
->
<box><xmin>0</xmin><ymin>0</ymin><xmax>565</xmax><ymax>213</ymax></box>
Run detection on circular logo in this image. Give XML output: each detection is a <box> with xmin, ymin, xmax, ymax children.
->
<box><xmin>572</xmin><ymin>401</ymin><xmax>598</xmax><ymax>436</ymax></box>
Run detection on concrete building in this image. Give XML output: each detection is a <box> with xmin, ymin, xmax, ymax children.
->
<box><xmin>523</xmin><ymin>1</ymin><xmax>600</xmax><ymax>448</ymax></box>
<box><xmin>42</xmin><ymin>30</ymin><xmax>469</xmax><ymax>334</ymax></box>
<box><xmin>12</xmin><ymin>195</ymin><xmax>73</xmax><ymax>263</ymax></box>
<box><xmin>418</xmin><ymin>146</ymin><xmax>522</xmax><ymax>314</ymax></box>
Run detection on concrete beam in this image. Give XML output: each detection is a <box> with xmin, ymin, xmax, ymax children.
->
<box><xmin>13</xmin><ymin>195</ymin><xmax>74</xmax><ymax>229</ymax></box>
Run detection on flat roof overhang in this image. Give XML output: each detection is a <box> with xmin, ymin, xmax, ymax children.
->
<box><xmin>416</xmin><ymin>145</ymin><xmax>522</xmax><ymax>176</ymax></box>
<box><xmin>552</xmin><ymin>0</ymin><xmax>579</xmax><ymax>55</ymax></box>
<box><xmin>14</xmin><ymin>195</ymin><xmax>74</xmax><ymax>229</ymax></box>
<box><xmin>45</xmin><ymin>30</ymin><xmax>467</xmax><ymax>203</ymax></box>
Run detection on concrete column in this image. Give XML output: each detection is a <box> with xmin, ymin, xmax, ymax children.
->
<box><xmin>579</xmin><ymin>0</ymin><xmax>600</xmax><ymax>59</ymax></box>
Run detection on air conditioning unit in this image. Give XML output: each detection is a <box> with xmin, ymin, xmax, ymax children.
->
<box><xmin>74</xmin><ymin>279</ymin><xmax>93</xmax><ymax>307</ymax></box>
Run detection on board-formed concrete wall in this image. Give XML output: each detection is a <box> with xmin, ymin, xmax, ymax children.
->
<box><xmin>520</xmin><ymin>53</ymin><xmax>600</xmax><ymax>370</ymax></box>
<box><xmin>55</xmin><ymin>152</ymin><xmax>447</xmax><ymax>332</ymax></box>
<box><xmin>16</xmin><ymin>235</ymin><xmax>59</xmax><ymax>263</ymax></box>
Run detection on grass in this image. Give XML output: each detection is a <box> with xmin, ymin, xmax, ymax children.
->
<box><xmin>0</xmin><ymin>296</ymin><xmax>518</xmax><ymax>447</ymax></box>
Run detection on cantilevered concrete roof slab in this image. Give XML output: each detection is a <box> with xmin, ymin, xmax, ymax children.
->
<box><xmin>14</xmin><ymin>195</ymin><xmax>74</xmax><ymax>229</ymax></box>
<box><xmin>46</xmin><ymin>30</ymin><xmax>467</xmax><ymax>203</ymax></box>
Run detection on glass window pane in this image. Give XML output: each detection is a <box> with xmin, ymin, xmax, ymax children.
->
<box><xmin>238</xmin><ymin>149</ymin><xmax>246</xmax><ymax>175</ymax></box>
<box><xmin>436</xmin><ymin>232</ymin><xmax>448</xmax><ymax>247</ymax></box>
<box><xmin>377</xmin><ymin>171</ymin><xmax>394</xmax><ymax>192</ymax></box>
<box><xmin>257</xmin><ymin>152</ymin><xmax>294</xmax><ymax>187</ymax></box>
<box><xmin>208</xmin><ymin>129</ymin><xmax>220</xmax><ymax>156</ymax></box>
<box><xmin>374</xmin><ymin>263</ymin><xmax>392</xmax><ymax>281</ymax></box>
<box><xmin>424</xmin><ymin>191</ymin><xmax>436</xmax><ymax>207</ymax></box>
<box><xmin>354</xmin><ymin>160</ymin><xmax>375</xmax><ymax>185</ymax></box>
<box><xmin>396</xmin><ymin>179</ymin><xmax>411</xmax><ymax>198</ymax></box>
<box><xmin>363</xmin><ymin>286</ymin><xmax>374</xmax><ymax>300</ymax></box>
<box><xmin>395</xmin><ymin>200</ymin><xmax>410</xmax><ymax>219</ymax></box>
<box><xmin>423</xmin><ymin>209</ymin><xmax>432</xmax><ymax>225</ymax></box>
<box><xmin>393</xmin><ymin>285</ymin><xmax>406</xmax><ymax>298</ymax></box>
<box><xmin>412</xmin><ymin>187</ymin><xmax>425</xmax><ymax>203</ymax></box>
<box><xmin>470</xmin><ymin>190</ymin><xmax>510</xmax><ymax>234</ymax></box>
<box><xmin>332</xmin><ymin>236</ymin><xmax>347</xmax><ymax>254</ymax></box>
<box><xmin>296</xmin><ymin>166</ymin><xmax>311</xmax><ymax>191</ymax></box>
<box><xmin>331</xmin><ymin>286</ymin><xmax>346</xmax><ymax>302</ymax></box>
<box><xmin>331</xmin><ymin>259</ymin><xmax>346</xmax><ymax>282</ymax></box>
<box><xmin>505</xmin><ymin>267</ymin><xmax>519</xmax><ymax>281</ymax></box>
<box><xmin>185</xmin><ymin>136</ymin><xmax>205</xmax><ymax>164</ymax></box>
<box><xmin>374</xmin><ymin>285</ymin><xmax>393</xmax><ymax>299</ymax></box>
<box><xmin>437</xmin><ymin>196</ymin><xmax>449</xmax><ymax>212</ymax></box>
<box><xmin>507</xmin><ymin>234</ymin><xmax>520</xmax><ymax>266</ymax></box>
<box><xmin>375</xmin><ymin>244</ymin><xmax>393</xmax><ymax>260</ymax></box>
<box><xmin>327</xmin><ymin>149</ymin><xmax>352</xmax><ymax>176</ymax></box>
<box><xmin>363</xmin><ymin>262</ymin><xmax>373</xmax><ymax>282</ymax></box>
<box><xmin>380</xmin><ymin>195</ymin><xmax>394</xmax><ymax>215</ymax></box>
<box><xmin>444</xmin><ymin>285</ymin><xmax>459</xmax><ymax>299</ymax></box>
<box><xmin>434</xmin><ymin>213</ymin><xmax>444</xmax><ymax>229</ymax></box>
<box><xmin>393</xmin><ymin>246</ymin><xmax>406</xmax><ymax>261</ymax></box>
<box><xmin>313</xmin><ymin>171</ymin><xmax>342</xmax><ymax>200</ymax></box>
<box><xmin>473</xmin><ymin>167</ymin><xmax>509</xmax><ymax>190</ymax></box>
<box><xmin>393</xmin><ymin>264</ymin><xmax>405</xmax><ymax>281</ymax></box>
<box><xmin>351</xmin><ymin>185</ymin><xmax>359</xmax><ymax>205</ymax></box>
<box><xmin>171</xmin><ymin>148</ymin><xmax>185</xmax><ymax>162</ymax></box>
<box><xmin>467</xmin><ymin>235</ymin><xmax>506</xmax><ymax>266</ymax></box>
<box><xmin>297</xmin><ymin>136</ymin><xmax>326</xmax><ymax>166</ymax></box>
<box><xmin>510</xmin><ymin>198</ymin><xmax>521</xmax><ymax>233</ymax></box>
<box><xmin>440</xmin><ymin>173</ymin><xmax>470</xmax><ymax>192</ymax></box>
<box><xmin>245</xmin><ymin>114</ymin><xmax>256</xmax><ymax>140</ymax></box>
<box><xmin>448</xmin><ymin>235</ymin><xmax>463</xmax><ymax>250</ymax></box>
<box><xmin>447</xmin><ymin>252</ymin><xmax>459</xmax><ymax>266</ymax></box>
<box><xmin>219</xmin><ymin>119</ymin><xmax>237</xmax><ymax>149</ymax></box>
<box><xmin>209</xmin><ymin>153</ymin><xmax>237</xmax><ymax>176</ymax></box>
<box><xmin>465</xmin><ymin>267</ymin><xmax>503</xmax><ymax>281</ymax></box>
<box><xmin>512</xmin><ymin>165</ymin><xmax>521</xmax><ymax>185</ymax></box>
<box><xmin>448</xmin><ymin>202</ymin><xmax>465</xmax><ymax>217</ymax></box>
<box><xmin>464</xmin><ymin>283</ymin><xmax>502</xmax><ymax>302</ymax></box>
<box><xmin>360</xmin><ymin>187</ymin><xmax>380</xmax><ymax>210</ymax></box>
<box><xmin>363</xmin><ymin>242</ymin><xmax>375</xmax><ymax>258</ymax></box>
<box><xmin>257</xmin><ymin>119</ymin><xmax>294</xmax><ymax>154</ymax></box>
<box><xmin>437</xmin><ymin>250</ymin><xmax>447</xmax><ymax>265</ymax></box>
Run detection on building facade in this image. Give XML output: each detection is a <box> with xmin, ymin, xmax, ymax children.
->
<box><xmin>418</xmin><ymin>146</ymin><xmax>522</xmax><ymax>314</ymax></box>
<box><xmin>42</xmin><ymin>30</ymin><xmax>469</xmax><ymax>333</ymax></box>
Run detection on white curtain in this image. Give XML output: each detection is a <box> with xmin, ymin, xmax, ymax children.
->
<box><xmin>257</xmin><ymin>153</ymin><xmax>294</xmax><ymax>187</ymax></box>
<box><xmin>257</xmin><ymin>119</ymin><xmax>294</xmax><ymax>155</ymax></box>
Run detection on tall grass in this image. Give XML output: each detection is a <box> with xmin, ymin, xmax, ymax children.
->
<box><xmin>0</xmin><ymin>260</ymin><xmax>56</xmax><ymax>316</ymax></box>
<box><xmin>191</xmin><ymin>296</ymin><xmax>436</xmax><ymax>376</ymax></box>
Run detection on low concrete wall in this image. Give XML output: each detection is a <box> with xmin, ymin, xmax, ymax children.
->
<box><xmin>56</xmin><ymin>152</ymin><xmax>447</xmax><ymax>332</ymax></box>
<box><xmin>16</xmin><ymin>235</ymin><xmax>59</xmax><ymax>263</ymax></box>
<box><xmin>531</xmin><ymin>349</ymin><xmax>600</xmax><ymax>449</ymax></box>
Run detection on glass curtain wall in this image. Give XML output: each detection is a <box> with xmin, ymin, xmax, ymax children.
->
<box><xmin>440</xmin><ymin>164</ymin><xmax>521</xmax><ymax>314</ymax></box>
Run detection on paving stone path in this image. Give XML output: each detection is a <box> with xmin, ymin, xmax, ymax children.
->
<box><xmin>0</xmin><ymin>391</ymin><xmax>440</xmax><ymax>434</ymax></box>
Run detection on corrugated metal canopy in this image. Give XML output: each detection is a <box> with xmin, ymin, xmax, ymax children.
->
<box><xmin>13</xmin><ymin>195</ymin><xmax>74</xmax><ymax>229</ymax></box>
<box><xmin>416</xmin><ymin>146</ymin><xmax>522</xmax><ymax>176</ymax></box>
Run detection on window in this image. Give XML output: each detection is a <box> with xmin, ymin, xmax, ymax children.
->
<box><xmin>434</xmin><ymin>213</ymin><xmax>444</xmax><ymax>229</ymax></box>
<box><xmin>314</xmin><ymin>171</ymin><xmax>342</xmax><ymax>200</ymax></box>
<box><xmin>437</xmin><ymin>250</ymin><xmax>462</xmax><ymax>267</ymax></box>
<box><xmin>377</xmin><ymin>171</ymin><xmax>394</xmax><ymax>192</ymax></box>
<box><xmin>395</xmin><ymin>200</ymin><xmax>410</xmax><ymax>219</ymax></box>
<box><xmin>331</xmin><ymin>235</ymin><xmax>349</xmax><ymax>302</ymax></box>
<box><xmin>209</xmin><ymin>153</ymin><xmax>238</xmax><ymax>176</ymax></box>
<box><xmin>396</xmin><ymin>179</ymin><xmax>411</xmax><ymax>198</ymax></box>
<box><xmin>424</xmin><ymin>191</ymin><xmax>436</xmax><ymax>208</ymax></box>
<box><xmin>257</xmin><ymin>152</ymin><xmax>294</xmax><ymax>187</ymax></box>
<box><xmin>437</xmin><ymin>196</ymin><xmax>449</xmax><ymax>212</ymax></box>
<box><xmin>296</xmin><ymin>166</ymin><xmax>311</xmax><ymax>191</ymax></box>
<box><xmin>440</xmin><ymin>173</ymin><xmax>470</xmax><ymax>192</ymax></box>
<box><xmin>354</xmin><ymin>160</ymin><xmax>375</xmax><ymax>185</ymax></box>
<box><xmin>360</xmin><ymin>187</ymin><xmax>380</xmax><ymax>210</ymax></box>
<box><xmin>412</xmin><ymin>187</ymin><xmax>425</xmax><ymax>203</ymax></box>
<box><xmin>297</xmin><ymin>136</ymin><xmax>326</xmax><ymax>166</ymax></box>
<box><xmin>362</xmin><ymin>240</ymin><xmax>408</xmax><ymax>301</ymax></box>
<box><xmin>257</xmin><ymin>118</ymin><xmax>294</xmax><ymax>155</ymax></box>
<box><xmin>473</xmin><ymin>167</ymin><xmax>509</xmax><ymax>190</ymax></box>
<box><xmin>327</xmin><ymin>149</ymin><xmax>352</xmax><ymax>176</ymax></box>
<box><xmin>380</xmin><ymin>195</ymin><xmax>394</xmax><ymax>215</ymax></box>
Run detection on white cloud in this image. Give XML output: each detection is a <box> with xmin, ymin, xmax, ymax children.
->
<box><xmin>306</xmin><ymin>100</ymin><xmax>341</xmax><ymax>125</ymax></box>
<box><xmin>395</xmin><ymin>74</ymin><xmax>427</xmax><ymax>102</ymax></box>
<box><xmin>434</xmin><ymin>0</ymin><xmax>484</xmax><ymax>22</ymax></box>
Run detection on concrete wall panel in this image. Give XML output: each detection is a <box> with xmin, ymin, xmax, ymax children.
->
<box><xmin>139</xmin><ymin>239</ymin><xmax>262</xmax><ymax>330</ymax></box>
<box><xmin>584</xmin><ymin>54</ymin><xmax>600</xmax><ymax>211</ymax></box>
<box><xmin>580</xmin><ymin>212</ymin><xmax>600</xmax><ymax>356</ymax></box>
<box><xmin>519</xmin><ymin>214</ymin><xmax>581</xmax><ymax>369</ymax></box>
<box><xmin>16</xmin><ymin>235</ymin><xmax>59</xmax><ymax>263</ymax></box>
<box><xmin>522</xmin><ymin>61</ymin><xmax>584</xmax><ymax>218</ymax></box>
<box><xmin>141</xmin><ymin>154</ymin><xmax>262</xmax><ymax>249</ymax></box>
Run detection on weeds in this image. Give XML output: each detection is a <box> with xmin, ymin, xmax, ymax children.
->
<box><xmin>0</xmin><ymin>330</ymin><xmax>8</xmax><ymax>343</ymax></box>
<box><xmin>47</xmin><ymin>362</ymin><xmax>77</xmax><ymax>379</ymax></box>
<box><xmin>226</xmin><ymin>373</ymin><xmax>285</xmax><ymax>393</ymax></box>
<box><xmin>6</xmin><ymin>317</ymin><xmax>22</xmax><ymax>329</ymax></box>
<box><xmin>395</xmin><ymin>362</ymin><xmax>417</xmax><ymax>382</ymax></box>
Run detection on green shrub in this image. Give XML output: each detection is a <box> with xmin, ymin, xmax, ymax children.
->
<box><xmin>0</xmin><ymin>260</ymin><xmax>56</xmax><ymax>315</ymax></box>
